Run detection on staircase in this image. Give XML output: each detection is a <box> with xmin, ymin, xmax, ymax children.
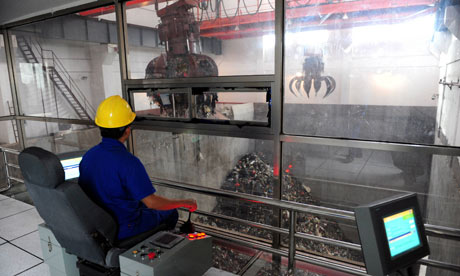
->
<box><xmin>6</xmin><ymin>101</ymin><xmax>19</xmax><ymax>143</ymax></box>
<box><xmin>15</xmin><ymin>35</ymin><xmax>96</xmax><ymax>121</ymax></box>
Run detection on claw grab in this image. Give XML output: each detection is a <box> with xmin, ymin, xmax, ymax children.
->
<box><xmin>289</xmin><ymin>54</ymin><xmax>336</xmax><ymax>99</ymax></box>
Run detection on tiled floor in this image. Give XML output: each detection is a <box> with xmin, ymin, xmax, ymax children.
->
<box><xmin>0</xmin><ymin>196</ymin><xmax>45</xmax><ymax>276</ymax></box>
<box><xmin>0</xmin><ymin>194</ymin><xmax>236</xmax><ymax>276</ymax></box>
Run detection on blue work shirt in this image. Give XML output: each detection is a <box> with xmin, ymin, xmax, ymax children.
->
<box><xmin>79</xmin><ymin>138</ymin><xmax>173</xmax><ymax>240</ymax></box>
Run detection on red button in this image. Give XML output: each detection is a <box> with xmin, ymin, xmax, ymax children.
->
<box><xmin>148</xmin><ymin>252</ymin><xmax>156</xmax><ymax>260</ymax></box>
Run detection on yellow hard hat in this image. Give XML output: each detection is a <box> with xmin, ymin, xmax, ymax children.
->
<box><xmin>95</xmin><ymin>95</ymin><xmax>136</xmax><ymax>128</ymax></box>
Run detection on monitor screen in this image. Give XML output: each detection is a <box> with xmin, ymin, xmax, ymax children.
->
<box><xmin>355</xmin><ymin>193</ymin><xmax>429</xmax><ymax>276</ymax></box>
<box><xmin>60</xmin><ymin>157</ymin><xmax>82</xmax><ymax>180</ymax></box>
<box><xmin>383</xmin><ymin>209</ymin><xmax>421</xmax><ymax>258</ymax></box>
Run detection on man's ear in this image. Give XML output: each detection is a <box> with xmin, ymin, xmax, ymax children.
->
<box><xmin>125</xmin><ymin>126</ymin><xmax>131</xmax><ymax>136</ymax></box>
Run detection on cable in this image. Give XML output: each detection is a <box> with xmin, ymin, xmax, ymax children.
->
<box><xmin>221</xmin><ymin>0</ymin><xmax>241</xmax><ymax>19</ymax></box>
<box><xmin>267</xmin><ymin>0</ymin><xmax>275</xmax><ymax>10</ymax></box>
<box><xmin>241</xmin><ymin>0</ymin><xmax>263</xmax><ymax>16</ymax></box>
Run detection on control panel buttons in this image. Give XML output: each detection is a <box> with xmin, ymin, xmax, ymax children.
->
<box><xmin>148</xmin><ymin>252</ymin><xmax>156</xmax><ymax>260</ymax></box>
<box><xmin>132</xmin><ymin>250</ymin><xmax>139</xmax><ymax>257</ymax></box>
<box><xmin>140</xmin><ymin>245</ymin><xmax>147</xmax><ymax>253</ymax></box>
<box><xmin>187</xmin><ymin>232</ymin><xmax>207</xmax><ymax>240</ymax></box>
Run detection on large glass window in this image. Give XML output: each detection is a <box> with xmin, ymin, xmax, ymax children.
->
<box><xmin>283</xmin><ymin>2</ymin><xmax>442</xmax><ymax>145</ymax></box>
<box><xmin>0</xmin><ymin>119</ymin><xmax>22</xmax><ymax>192</ymax></box>
<box><xmin>116</xmin><ymin>0</ymin><xmax>275</xmax><ymax>79</ymax></box>
<box><xmin>0</xmin><ymin>34</ymin><xmax>13</xmax><ymax>117</ymax></box>
<box><xmin>283</xmin><ymin>141</ymin><xmax>460</xmax><ymax>270</ymax></box>
<box><xmin>131</xmin><ymin>87</ymin><xmax>270</xmax><ymax>123</ymax></box>
<box><xmin>24</xmin><ymin>121</ymin><xmax>100</xmax><ymax>154</ymax></box>
<box><xmin>133</xmin><ymin>130</ymin><xmax>274</xmax><ymax>238</ymax></box>
<box><xmin>10</xmin><ymin>7</ymin><xmax>121</xmax><ymax>121</ymax></box>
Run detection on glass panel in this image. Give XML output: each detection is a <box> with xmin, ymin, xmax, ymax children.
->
<box><xmin>123</xmin><ymin>0</ymin><xmax>275</xmax><ymax>79</ymax></box>
<box><xmin>279</xmin><ymin>216</ymin><xmax>362</xmax><ymax>264</ymax></box>
<box><xmin>24</xmin><ymin>121</ymin><xmax>100</xmax><ymax>154</ymax></box>
<box><xmin>133</xmin><ymin>89</ymin><xmax>190</xmax><ymax>119</ymax></box>
<box><xmin>133</xmin><ymin>130</ymin><xmax>275</xmax><ymax>239</ymax></box>
<box><xmin>212</xmin><ymin>239</ymin><xmax>258</xmax><ymax>274</ymax></box>
<box><xmin>0</xmin><ymin>120</ymin><xmax>22</xmax><ymax>194</ymax></box>
<box><xmin>195</xmin><ymin>90</ymin><xmax>269</xmax><ymax>123</ymax></box>
<box><xmin>283</xmin><ymin>2</ymin><xmax>447</xmax><ymax>145</ymax></box>
<box><xmin>131</xmin><ymin>88</ymin><xmax>270</xmax><ymax>122</ymax></box>
<box><xmin>283</xmin><ymin>142</ymin><xmax>460</xmax><ymax>267</ymax></box>
<box><xmin>11</xmin><ymin>6</ymin><xmax>121</xmax><ymax>120</ymax></box>
<box><xmin>0</xmin><ymin>34</ymin><xmax>13</xmax><ymax>117</ymax></box>
<box><xmin>0</xmin><ymin>120</ymin><xmax>20</xmax><ymax>147</ymax></box>
<box><xmin>245</xmin><ymin>252</ymin><xmax>347</xmax><ymax>276</ymax></box>
<box><xmin>426</xmin><ymin>237</ymin><xmax>460</xmax><ymax>276</ymax></box>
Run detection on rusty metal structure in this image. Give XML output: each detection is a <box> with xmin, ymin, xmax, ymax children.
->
<box><xmin>144</xmin><ymin>0</ymin><xmax>219</xmax><ymax>118</ymax></box>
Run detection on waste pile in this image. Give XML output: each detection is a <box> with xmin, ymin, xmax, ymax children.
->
<box><xmin>197</xmin><ymin>153</ymin><xmax>363</xmax><ymax>272</ymax></box>
<box><xmin>256</xmin><ymin>261</ymin><xmax>321</xmax><ymax>276</ymax></box>
<box><xmin>211</xmin><ymin>243</ymin><xmax>254</xmax><ymax>274</ymax></box>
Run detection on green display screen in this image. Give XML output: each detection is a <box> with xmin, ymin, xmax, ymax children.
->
<box><xmin>383</xmin><ymin>209</ymin><xmax>421</xmax><ymax>257</ymax></box>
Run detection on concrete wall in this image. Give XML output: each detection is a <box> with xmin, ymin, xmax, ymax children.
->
<box><xmin>426</xmin><ymin>14</ymin><xmax>460</xmax><ymax>275</ymax></box>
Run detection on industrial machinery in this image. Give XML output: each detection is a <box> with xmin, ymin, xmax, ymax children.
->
<box><xmin>145</xmin><ymin>0</ymin><xmax>219</xmax><ymax>118</ymax></box>
<box><xmin>120</xmin><ymin>231</ymin><xmax>212</xmax><ymax>276</ymax></box>
<box><xmin>289</xmin><ymin>52</ymin><xmax>336</xmax><ymax>99</ymax></box>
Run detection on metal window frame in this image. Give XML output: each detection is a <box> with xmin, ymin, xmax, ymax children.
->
<box><xmin>1</xmin><ymin>0</ymin><xmax>460</xmax><ymax>274</ymax></box>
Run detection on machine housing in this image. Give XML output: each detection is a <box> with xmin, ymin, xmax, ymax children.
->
<box><xmin>355</xmin><ymin>193</ymin><xmax>430</xmax><ymax>276</ymax></box>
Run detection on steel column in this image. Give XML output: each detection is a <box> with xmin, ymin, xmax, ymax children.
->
<box><xmin>115</xmin><ymin>0</ymin><xmax>135</xmax><ymax>154</ymax></box>
<box><xmin>288</xmin><ymin>210</ymin><xmax>296</xmax><ymax>273</ymax></box>
<box><xmin>2</xmin><ymin>29</ymin><xmax>26</xmax><ymax>149</ymax></box>
<box><xmin>271</xmin><ymin>0</ymin><xmax>285</xmax><ymax>259</ymax></box>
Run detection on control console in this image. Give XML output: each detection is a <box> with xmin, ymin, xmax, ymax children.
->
<box><xmin>120</xmin><ymin>231</ymin><xmax>212</xmax><ymax>276</ymax></box>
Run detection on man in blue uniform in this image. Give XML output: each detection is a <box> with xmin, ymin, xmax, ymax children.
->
<box><xmin>79</xmin><ymin>95</ymin><xmax>197</xmax><ymax>240</ymax></box>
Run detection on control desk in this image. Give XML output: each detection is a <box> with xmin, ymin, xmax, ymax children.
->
<box><xmin>120</xmin><ymin>231</ymin><xmax>212</xmax><ymax>276</ymax></box>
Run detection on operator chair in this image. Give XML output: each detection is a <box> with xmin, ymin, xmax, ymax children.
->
<box><xmin>18</xmin><ymin>147</ymin><xmax>167</xmax><ymax>276</ymax></box>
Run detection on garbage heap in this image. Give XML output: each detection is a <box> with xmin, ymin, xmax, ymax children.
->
<box><xmin>196</xmin><ymin>153</ymin><xmax>363</xmax><ymax>270</ymax></box>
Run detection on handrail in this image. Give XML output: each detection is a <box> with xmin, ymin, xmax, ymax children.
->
<box><xmin>0</xmin><ymin>146</ymin><xmax>21</xmax><ymax>192</ymax></box>
<box><xmin>151</xmin><ymin>177</ymin><xmax>356</xmax><ymax>220</ymax></box>
<box><xmin>25</xmin><ymin>36</ymin><xmax>97</xmax><ymax>119</ymax></box>
<box><xmin>42</xmin><ymin>48</ymin><xmax>96</xmax><ymax>118</ymax></box>
<box><xmin>152</xmin><ymin>177</ymin><xmax>460</xmax><ymax>241</ymax></box>
<box><xmin>1</xmin><ymin>148</ymin><xmax>459</xmax><ymax>274</ymax></box>
<box><xmin>152</xmin><ymin>176</ymin><xmax>460</xmax><ymax>274</ymax></box>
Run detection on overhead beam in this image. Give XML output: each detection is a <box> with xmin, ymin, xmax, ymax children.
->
<box><xmin>201</xmin><ymin>6</ymin><xmax>436</xmax><ymax>39</ymax></box>
<box><xmin>200</xmin><ymin>0</ymin><xmax>437</xmax><ymax>30</ymax></box>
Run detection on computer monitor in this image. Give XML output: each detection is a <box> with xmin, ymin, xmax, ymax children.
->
<box><xmin>58</xmin><ymin>151</ymin><xmax>86</xmax><ymax>180</ymax></box>
<box><xmin>355</xmin><ymin>193</ymin><xmax>429</xmax><ymax>276</ymax></box>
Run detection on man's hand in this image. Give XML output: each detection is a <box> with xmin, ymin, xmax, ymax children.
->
<box><xmin>142</xmin><ymin>194</ymin><xmax>198</xmax><ymax>212</ymax></box>
<box><xmin>182</xmin><ymin>199</ymin><xmax>197</xmax><ymax>212</ymax></box>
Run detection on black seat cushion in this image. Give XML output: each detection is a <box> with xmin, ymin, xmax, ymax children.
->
<box><xmin>19</xmin><ymin>147</ymin><xmax>65</xmax><ymax>188</ymax></box>
<box><xmin>19</xmin><ymin>147</ymin><xmax>118</xmax><ymax>266</ymax></box>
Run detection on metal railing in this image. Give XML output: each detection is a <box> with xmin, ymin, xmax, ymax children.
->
<box><xmin>0</xmin><ymin>147</ymin><xmax>22</xmax><ymax>193</ymax></box>
<box><xmin>18</xmin><ymin>36</ymin><xmax>97</xmax><ymax>120</ymax></box>
<box><xmin>152</xmin><ymin>177</ymin><xmax>460</xmax><ymax>275</ymax></box>
<box><xmin>41</xmin><ymin>48</ymin><xmax>97</xmax><ymax>118</ymax></box>
<box><xmin>1</xmin><ymin>146</ymin><xmax>460</xmax><ymax>273</ymax></box>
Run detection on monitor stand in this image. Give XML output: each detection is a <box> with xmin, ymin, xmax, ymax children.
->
<box><xmin>390</xmin><ymin>265</ymin><xmax>419</xmax><ymax>276</ymax></box>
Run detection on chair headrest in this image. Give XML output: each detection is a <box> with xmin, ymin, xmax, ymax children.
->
<box><xmin>19</xmin><ymin>147</ymin><xmax>65</xmax><ymax>188</ymax></box>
